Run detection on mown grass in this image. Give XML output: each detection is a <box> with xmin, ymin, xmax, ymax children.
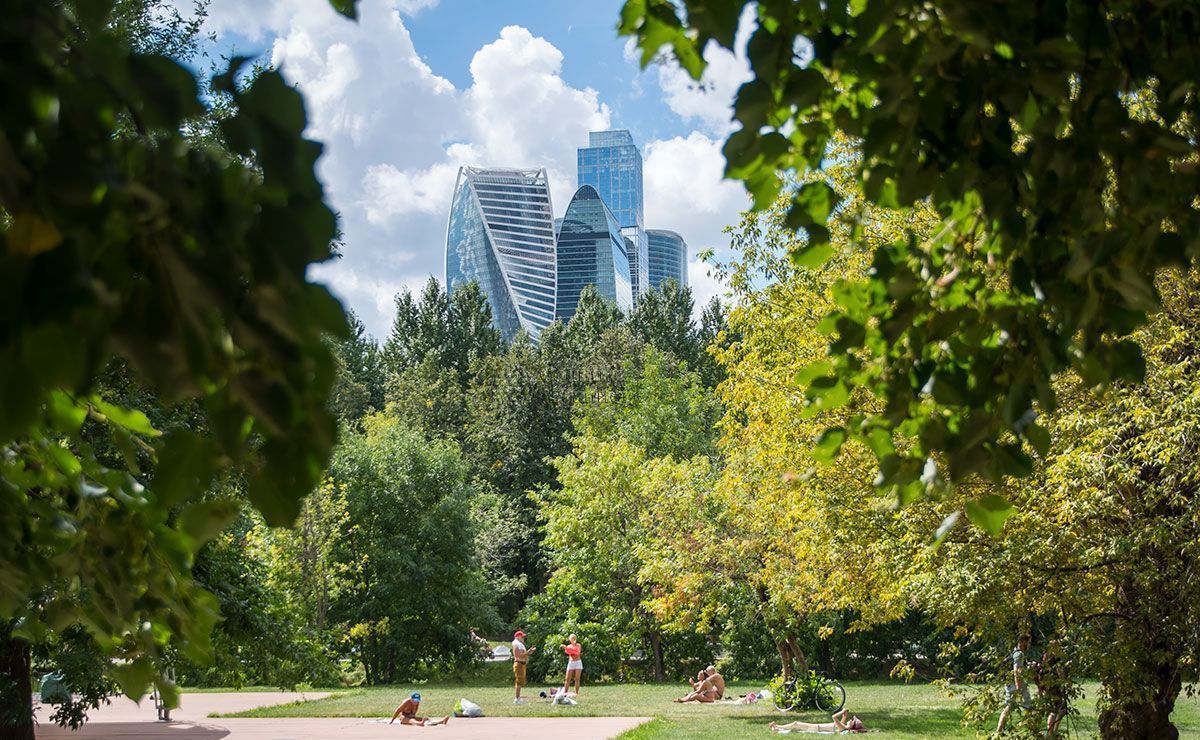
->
<box><xmin>215</xmin><ymin>676</ymin><xmax>1200</xmax><ymax>738</ymax></box>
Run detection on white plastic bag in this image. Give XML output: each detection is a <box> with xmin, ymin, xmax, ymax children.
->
<box><xmin>455</xmin><ymin>697</ymin><xmax>484</xmax><ymax>717</ymax></box>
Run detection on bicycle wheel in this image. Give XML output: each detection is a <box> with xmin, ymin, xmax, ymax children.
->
<box><xmin>773</xmin><ymin>680</ymin><xmax>799</xmax><ymax>712</ymax></box>
<box><xmin>813</xmin><ymin>679</ymin><xmax>846</xmax><ymax>712</ymax></box>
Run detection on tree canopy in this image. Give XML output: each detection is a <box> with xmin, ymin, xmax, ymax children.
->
<box><xmin>1</xmin><ymin>0</ymin><xmax>348</xmax><ymax>732</ymax></box>
<box><xmin>620</xmin><ymin>0</ymin><xmax>1200</xmax><ymax>510</ymax></box>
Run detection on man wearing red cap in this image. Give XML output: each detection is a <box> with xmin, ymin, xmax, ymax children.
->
<box><xmin>511</xmin><ymin>630</ymin><xmax>536</xmax><ymax>704</ymax></box>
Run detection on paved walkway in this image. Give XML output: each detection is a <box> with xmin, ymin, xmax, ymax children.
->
<box><xmin>35</xmin><ymin>692</ymin><xmax>650</xmax><ymax>739</ymax></box>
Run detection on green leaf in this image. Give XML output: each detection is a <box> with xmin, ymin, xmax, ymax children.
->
<box><xmin>153</xmin><ymin>431</ymin><xmax>219</xmax><ymax>507</ymax></box>
<box><xmin>964</xmin><ymin>494</ymin><xmax>1015</xmax><ymax>537</ymax></box>
<box><xmin>1111</xmin><ymin>339</ymin><xmax>1146</xmax><ymax>382</ymax></box>
<box><xmin>812</xmin><ymin>427</ymin><xmax>847</xmax><ymax>462</ymax></box>
<box><xmin>45</xmin><ymin>443</ymin><xmax>81</xmax><ymax>477</ymax></box>
<box><xmin>6</xmin><ymin>212</ymin><xmax>62</xmax><ymax>256</ymax></box>
<box><xmin>796</xmin><ymin>361</ymin><xmax>834</xmax><ymax>387</ymax></box>
<box><xmin>804</xmin><ymin>376</ymin><xmax>851</xmax><ymax>416</ymax></box>
<box><xmin>788</xmin><ymin>181</ymin><xmax>841</xmax><ymax>228</ymax></box>
<box><xmin>327</xmin><ymin>0</ymin><xmax>358</xmax><ymax>19</ymax></box>
<box><xmin>179</xmin><ymin>499</ymin><xmax>239</xmax><ymax>547</ymax></box>
<box><xmin>47</xmin><ymin>391</ymin><xmax>87</xmax><ymax>433</ymax></box>
<box><xmin>1023</xmin><ymin>423</ymin><xmax>1051</xmax><ymax>457</ymax></box>
<box><xmin>790</xmin><ymin>241</ymin><xmax>836</xmax><ymax>268</ymax></box>
<box><xmin>113</xmin><ymin>658</ymin><xmax>157</xmax><ymax>703</ymax></box>
<box><xmin>91</xmin><ymin>398</ymin><xmax>161</xmax><ymax>437</ymax></box>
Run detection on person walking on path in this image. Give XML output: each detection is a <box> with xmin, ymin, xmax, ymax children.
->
<box><xmin>559</xmin><ymin>633</ymin><xmax>583</xmax><ymax>700</ymax></box>
<box><xmin>997</xmin><ymin>633</ymin><xmax>1033</xmax><ymax>733</ymax></box>
<box><xmin>512</xmin><ymin>630</ymin><xmax>536</xmax><ymax>704</ymax></box>
<box><xmin>388</xmin><ymin>692</ymin><xmax>450</xmax><ymax>726</ymax></box>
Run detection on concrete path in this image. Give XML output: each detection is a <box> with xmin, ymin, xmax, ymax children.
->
<box><xmin>35</xmin><ymin>692</ymin><xmax>651</xmax><ymax>740</ymax></box>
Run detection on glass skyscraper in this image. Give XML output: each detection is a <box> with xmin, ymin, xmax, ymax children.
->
<box><xmin>445</xmin><ymin>166</ymin><xmax>557</xmax><ymax>342</ymax></box>
<box><xmin>646</xmin><ymin>229</ymin><xmax>688</xmax><ymax>290</ymax></box>
<box><xmin>555</xmin><ymin>185</ymin><xmax>633</xmax><ymax>322</ymax></box>
<box><xmin>577</xmin><ymin>130</ymin><xmax>649</xmax><ymax>301</ymax></box>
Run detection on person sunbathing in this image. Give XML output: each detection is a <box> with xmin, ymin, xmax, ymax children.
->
<box><xmin>769</xmin><ymin>708</ymin><xmax>866</xmax><ymax>734</ymax></box>
<box><xmin>673</xmin><ymin>666</ymin><xmax>725</xmax><ymax>703</ymax></box>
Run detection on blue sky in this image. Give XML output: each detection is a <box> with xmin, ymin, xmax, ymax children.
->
<box><xmin>194</xmin><ymin>0</ymin><xmax>752</xmax><ymax>337</ymax></box>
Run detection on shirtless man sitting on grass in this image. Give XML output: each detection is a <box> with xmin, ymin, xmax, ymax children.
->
<box><xmin>673</xmin><ymin>665</ymin><xmax>726</xmax><ymax>703</ymax></box>
<box><xmin>389</xmin><ymin>692</ymin><xmax>450</xmax><ymax>726</ymax></box>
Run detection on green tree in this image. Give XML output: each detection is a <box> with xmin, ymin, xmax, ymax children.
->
<box><xmin>529</xmin><ymin>437</ymin><xmax>717</xmax><ymax>682</ymax></box>
<box><xmin>564</xmin><ymin>285</ymin><xmax>626</xmax><ymax>354</ymax></box>
<box><xmin>898</xmin><ymin>270</ymin><xmax>1200</xmax><ymax>739</ymax></box>
<box><xmin>1</xmin><ymin>0</ymin><xmax>349</xmax><ymax>734</ymax></box>
<box><xmin>327</xmin><ymin>416</ymin><xmax>492</xmax><ymax>683</ymax></box>
<box><xmin>385</xmin><ymin>356</ymin><xmax>466</xmax><ymax>442</ymax></box>
<box><xmin>465</xmin><ymin>334</ymin><xmax>573</xmax><ymax>610</ymax></box>
<box><xmin>575</xmin><ymin>347</ymin><xmax>721</xmax><ymax>461</ymax></box>
<box><xmin>695</xmin><ymin>296</ymin><xmax>733</xmax><ymax>389</ymax></box>
<box><xmin>620</xmin><ymin>0</ymin><xmax>1200</xmax><ymax>511</ymax></box>
<box><xmin>628</xmin><ymin>280</ymin><xmax>696</xmax><ymax>363</ymax></box>
<box><xmin>382</xmin><ymin>278</ymin><xmax>499</xmax><ymax>386</ymax></box>
<box><xmin>330</xmin><ymin>311</ymin><xmax>384</xmax><ymax>422</ymax></box>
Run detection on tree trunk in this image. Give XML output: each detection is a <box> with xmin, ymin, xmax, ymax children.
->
<box><xmin>648</xmin><ymin>632</ymin><xmax>666</xmax><ymax>683</ymax></box>
<box><xmin>786</xmin><ymin>635</ymin><xmax>809</xmax><ymax>675</ymax></box>
<box><xmin>1098</xmin><ymin>659</ymin><xmax>1181</xmax><ymax>740</ymax></box>
<box><xmin>775</xmin><ymin>639</ymin><xmax>793</xmax><ymax>678</ymax></box>
<box><xmin>0</xmin><ymin>622</ymin><xmax>34</xmax><ymax>740</ymax></box>
<box><xmin>775</xmin><ymin>635</ymin><xmax>809</xmax><ymax>678</ymax></box>
<box><xmin>816</xmin><ymin>636</ymin><xmax>834</xmax><ymax>677</ymax></box>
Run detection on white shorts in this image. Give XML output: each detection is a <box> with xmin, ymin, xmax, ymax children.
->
<box><xmin>566</xmin><ymin>660</ymin><xmax>583</xmax><ymax>671</ymax></box>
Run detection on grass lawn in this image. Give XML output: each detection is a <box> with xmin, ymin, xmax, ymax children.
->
<box><xmin>215</xmin><ymin>673</ymin><xmax>1200</xmax><ymax>738</ymax></box>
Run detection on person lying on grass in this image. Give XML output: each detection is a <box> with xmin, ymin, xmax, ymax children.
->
<box><xmin>389</xmin><ymin>692</ymin><xmax>450</xmax><ymax>726</ymax></box>
<box><xmin>769</xmin><ymin>708</ymin><xmax>867</xmax><ymax>734</ymax></box>
<box><xmin>673</xmin><ymin>665</ymin><xmax>726</xmax><ymax>703</ymax></box>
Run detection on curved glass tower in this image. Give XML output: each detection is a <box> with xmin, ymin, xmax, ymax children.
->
<box><xmin>646</xmin><ymin>229</ymin><xmax>688</xmax><ymax>289</ymax></box>
<box><xmin>555</xmin><ymin>185</ymin><xmax>633</xmax><ymax>322</ymax></box>
<box><xmin>445</xmin><ymin>166</ymin><xmax>557</xmax><ymax>342</ymax></box>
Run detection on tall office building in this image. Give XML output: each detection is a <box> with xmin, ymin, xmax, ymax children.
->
<box><xmin>445</xmin><ymin>166</ymin><xmax>557</xmax><ymax>342</ymax></box>
<box><xmin>577</xmin><ymin>130</ymin><xmax>649</xmax><ymax>301</ymax></box>
<box><xmin>646</xmin><ymin>229</ymin><xmax>688</xmax><ymax>290</ymax></box>
<box><xmin>555</xmin><ymin>185</ymin><xmax>633</xmax><ymax>322</ymax></box>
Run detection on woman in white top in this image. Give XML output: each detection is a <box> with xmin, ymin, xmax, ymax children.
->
<box><xmin>559</xmin><ymin>633</ymin><xmax>583</xmax><ymax>699</ymax></box>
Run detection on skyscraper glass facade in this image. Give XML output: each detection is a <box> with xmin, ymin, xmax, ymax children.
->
<box><xmin>445</xmin><ymin>166</ymin><xmax>556</xmax><ymax>342</ymax></box>
<box><xmin>646</xmin><ymin>229</ymin><xmax>688</xmax><ymax>290</ymax></box>
<box><xmin>577</xmin><ymin>130</ymin><xmax>649</xmax><ymax>300</ymax></box>
<box><xmin>555</xmin><ymin>185</ymin><xmax>632</xmax><ymax>322</ymax></box>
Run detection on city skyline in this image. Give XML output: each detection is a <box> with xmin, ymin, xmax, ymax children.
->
<box><xmin>446</xmin><ymin>128</ymin><xmax>689</xmax><ymax>340</ymax></box>
<box><xmin>187</xmin><ymin>0</ymin><xmax>754</xmax><ymax>338</ymax></box>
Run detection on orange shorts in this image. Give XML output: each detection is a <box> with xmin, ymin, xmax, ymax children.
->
<box><xmin>513</xmin><ymin>661</ymin><xmax>527</xmax><ymax>686</ymax></box>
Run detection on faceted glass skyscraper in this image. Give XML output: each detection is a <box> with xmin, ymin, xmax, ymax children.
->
<box><xmin>577</xmin><ymin>130</ymin><xmax>649</xmax><ymax>301</ymax></box>
<box><xmin>555</xmin><ymin>185</ymin><xmax>633</xmax><ymax>322</ymax></box>
<box><xmin>646</xmin><ymin>229</ymin><xmax>688</xmax><ymax>290</ymax></box>
<box><xmin>445</xmin><ymin>166</ymin><xmax>557</xmax><ymax>342</ymax></box>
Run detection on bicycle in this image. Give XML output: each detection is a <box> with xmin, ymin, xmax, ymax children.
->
<box><xmin>771</xmin><ymin>671</ymin><xmax>846</xmax><ymax>713</ymax></box>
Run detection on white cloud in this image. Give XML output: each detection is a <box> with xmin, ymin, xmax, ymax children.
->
<box><xmin>688</xmin><ymin>258</ymin><xmax>728</xmax><ymax>313</ymax></box>
<box><xmin>196</xmin><ymin>0</ymin><xmax>440</xmax><ymax>41</ymax></box>
<box><xmin>644</xmin><ymin>132</ymin><xmax>749</xmax><ymax>315</ymax></box>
